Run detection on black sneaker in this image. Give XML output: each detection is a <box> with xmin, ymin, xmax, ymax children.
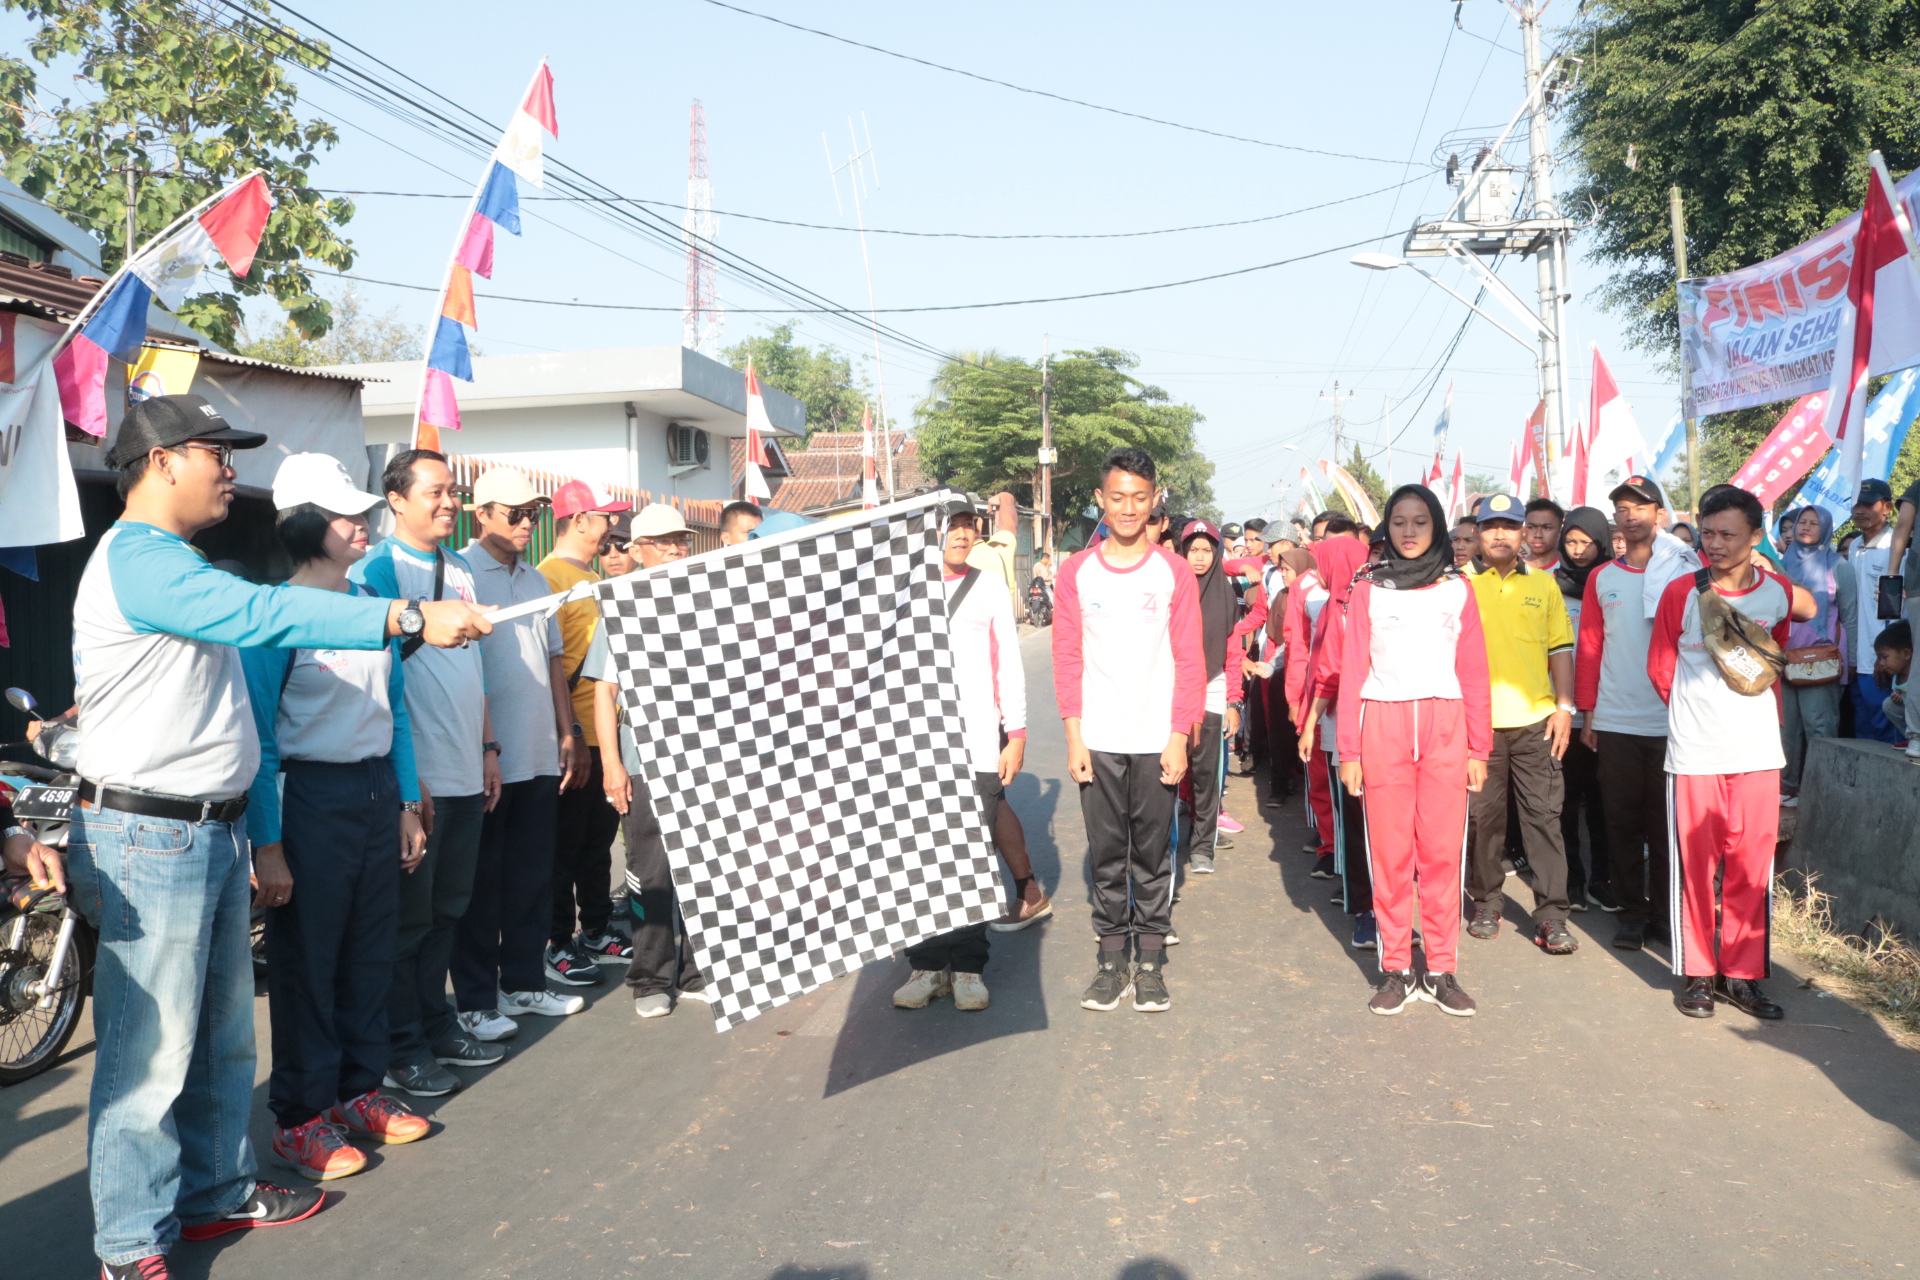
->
<box><xmin>1302</xmin><ymin>835</ymin><xmax>1321</xmax><ymax>852</ymax></box>
<box><xmin>381</xmin><ymin>1061</ymin><xmax>461</xmax><ymax>1097</ymax></box>
<box><xmin>1612</xmin><ymin>917</ymin><xmax>1647</xmax><ymax>951</ymax></box>
<box><xmin>1715</xmin><ymin>976</ymin><xmax>1784</xmax><ymax>1020</ymax></box>
<box><xmin>1188</xmin><ymin>853</ymin><xmax>1216</xmax><ymax>874</ymax></box>
<box><xmin>1132</xmin><ymin>955</ymin><xmax>1171</xmax><ymax>1012</ymax></box>
<box><xmin>1369</xmin><ymin>969</ymin><xmax>1418</xmax><ymax>1015</ymax></box>
<box><xmin>1309</xmin><ymin>853</ymin><xmax>1337</xmax><ymax>879</ymax></box>
<box><xmin>1420</xmin><ymin>972</ymin><xmax>1478</xmax><ymax>1017</ymax></box>
<box><xmin>1081</xmin><ymin>951</ymin><xmax>1133</xmax><ymax>1011</ymax></box>
<box><xmin>1466</xmin><ymin>906</ymin><xmax>1501</xmax><ymax>940</ymax></box>
<box><xmin>102</xmin><ymin>1259</ymin><xmax>171</xmax><ymax>1280</ymax></box>
<box><xmin>1587</xmin><ymin>884</ymin><xmax>1623</xmax><ymax>913</ymax></box>
<box><xmin>431</xmin><ymin>1032</ymin><xmax>506</xmax><ymax>1068</ymax></box>
<box><xmin>576</xmin><ymin>929</ymin><xmax>634</xmax><ymax>961</ymax></box>
<box><xmin>544</xmin><ymin>942</ymin><xmax>605</xmax><ymax>986</ymax></box>
<box><xmin>1676</xmin><ymin>976</ymin><xmax>1716</xmax><ymax>1018</ymax></box>
<box><xmin>1534</xmin><ymin>920</ymin><xmax>1578</xmax><ymax>955</ymax></box>
<box><xmin>178</xmin><ymin>1181</ymin><xmax>327</xmax><ymax>1240</ymax></box>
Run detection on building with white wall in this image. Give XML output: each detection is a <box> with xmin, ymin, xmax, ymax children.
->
<box><xmin>334</xmin><ymin>345</ymin><xmax>805</xmax><ymax>502</ymax></box>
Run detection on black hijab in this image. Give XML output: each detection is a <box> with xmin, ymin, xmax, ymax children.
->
<box><xmin>1179</xmin><ymin>520</ymin><xmax>1237</xmax><ymax>680</ymax></box>
<box><xmin>1363</xmin><ymin>484</ymin><xmax>1455</xmax><ymax>591</ymax></box>
<box><xmin>1555</xmin><ymin>505</ymin><xmax>1614</xmax><ymax>599</ymax></box>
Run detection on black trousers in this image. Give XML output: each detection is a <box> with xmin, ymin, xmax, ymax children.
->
<box><xmin>1596</xmin><ymin>730</ymin><xmax>1672</xmax><ymax>927</ymax></box>
<box><xmin>551</xmin><ymin>746</ymin><xmax>618</xmax><ymax>944</ymax></box>
<box><xmin>1559</xmin><ymin>734</ymin><xmax>1609</xmax><ymax>903</ymax></box>
<box><xmin>621</xmin><ymin>770</ymin><xmax>702</xmax><ymax>997</ymax></box>
<box><xmin>906</xmin><ymin>772</ymin><xmax>1003</xmax><ymax>975</ymax></box>
<box><xmin>1329</xmin><ymin>749</ymin><xmax>1372</xmax><ymax>914</ymax></box>
<box><xmin>1082</xmin><ymin>749</ymin><xmax>1176</xmax><ymax>943</ymax></box>
<box><xmin>1468</xmin><ymin>719</ymin><xmax>1571</xmax><ymax>922</ymax></box>
<box><xmin>454</xmin><ymin>776</ymin><xmax>559</xmax><ymax>1008</ymax></box>
<box><xmin>388</xmin><ymin>791</ymin><xmax>484</xmax><ymax>1067</ymax></box>
<box><xmin>1267</xmin><ymin>673</ymin><xmax>1299</xmax><ymax>793</ymax></box>
<box><xmin>266</xmin><ymin>759</ymin><xmax>399</xmax><ymax>1129</ymax></box>
<box><xmin>1245</xmin><ymin>673</ymin><xmax>1267</xmax><ymax>763</ymax></box>
<box><xmin>1188</xmin><ymin>711</ymin><xmax>1224</xmax><ymax>860</ymax></box>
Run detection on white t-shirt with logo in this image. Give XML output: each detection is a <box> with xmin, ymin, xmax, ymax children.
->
<box><xmin>1651</xmin><ymin>567</ymin><xmax>1793</xmax><ymax>776</ymax></box>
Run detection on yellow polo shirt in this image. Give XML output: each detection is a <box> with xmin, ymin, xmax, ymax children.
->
<box><xmin>537</xmin><ymin>554</ymin><xmax>603</xmax><ymax>748</ymax></box>
<box><xmin>1468</xmin><ymin>561</ymin><xmax>1574</xmax><ymax>729</ymax></box>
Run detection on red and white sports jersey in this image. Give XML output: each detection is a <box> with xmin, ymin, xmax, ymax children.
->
<box><xmin>1649</xmin><ymin>567</ymin><xmax>1793</xmax><ymax>776</ymax></box>
<box><xmin>1575</xmin><ymin>559</ymin><xmax>1670</xmax><ymax>738</ymax></box>
<box><xmin>1052</xmin><ymin>543</ymin><xmax>1206</xmax><ymax>754</ymax></box>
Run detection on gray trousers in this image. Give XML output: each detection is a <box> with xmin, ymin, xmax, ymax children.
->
<box><xmin>1780</xmin><ymin>680</ymin><xmax>1842</xmax><ymax>790</ymax></box>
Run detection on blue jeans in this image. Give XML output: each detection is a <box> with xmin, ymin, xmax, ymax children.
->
<box><xmin>1851</xmin><ymin>673</ymin><xmax>1903</xmax><ymax>744</ymax></box>
<box><xmin>67</xmin><ymin>804</ymin><xmax>257</xmax><ymax>1265</ymax></box>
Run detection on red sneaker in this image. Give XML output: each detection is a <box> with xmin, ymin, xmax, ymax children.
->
<box><xmin>270</xmin><ymin>1117</ymin><xmax>367</xmax><ymax>1181</ymax></box>
<box><xmin>328</xmin><ymin>1090</ymin><xmax>431</xmax><ymax>1145</ymax></box>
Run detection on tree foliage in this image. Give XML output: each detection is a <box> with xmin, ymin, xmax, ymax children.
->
<box><xmin>915</xmin><ymin>346</ymin><xmax>1218</xmax><ymax>521</ymax></box>
<box><xmin>236</xmin><ymin>288</ymin><xmax>419</xmax><ymax>366</ymax></box>
<box><xmin>1561</xmin><ymin>0</ymin><xmax>1920</xmax><ymax>358</ymax></box>
<box><xmin>0</xmin><ymin>0</ymin><xmax>356</xmax><ymax>348</ymax></box>
<box><xmin>721</xmin><ymin>323</ymin><xmax>869</xmax><ymax>435</ymax></box>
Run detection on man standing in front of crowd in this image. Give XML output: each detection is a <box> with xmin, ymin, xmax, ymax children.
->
<box><xmin>1650</xmin><ymin>486</ymin><xmax>1815</xmax><ymax>1019</ymax></box>
<box><xmin>719</xmin><ymin>498</ymin><xmax>763</xmax><ymax>545</ymax></box>
<box><xmin>1054</xmin><ymin>447</ymin><xmax>1205</xmax><ymax>1014</ymax></box>
<box><xmin>71</xmin><ymin>399</ymin><xmax>489</xmax><ymax>1278</ymax></box>
<box><xmin>587</xmin><ymin>504</ymin><xmax>717</xmax><ymax>1018</ymax></box>
<box><xmin>1523</xmin><ymin>499</ymin><xmax>1565</xmax><ymax>573</ymax></box>
<box><xmin>894</xmin><ymin>503</ymin><xmax>1028</xmax><ymax>1011</ymax></box>
<box><xmin>1845</xmin><ymin>479</ymin><xmax>1903</xmax><ymax>743</ymax></box>
<box><xmin>1575</xmin><ymin>475</ymin><xmax>1700</xmax><ymax>951</ymax></box>
<box><xmin>1462</xmin><ymin>495</ymin><xmax>1578</xmax><ymax>955</ymax></box>
<box><xmin>453</xmin><ymin>468</ymin><xmax>588</xmax><ymax>1045</ymax></box>
<box><xmin>540</xmin><ymin>479</ymin><xmax>634</xmax><ymax>982</ymax></box>
<box><xmin>353</xmin><ymin>450</ymin><xmax>504</xmax><ymax>1096</ymax></box>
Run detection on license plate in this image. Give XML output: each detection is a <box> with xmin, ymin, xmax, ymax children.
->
<box><xmin>12</xmin><ymin>785</ymin><xmax>74</xmax><ymax>821</ymax></box>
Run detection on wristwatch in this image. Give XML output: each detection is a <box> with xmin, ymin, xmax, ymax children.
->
<box><xmin>1556</xmin><ymin>702</ymin><xmax>1577</xmax><ymax>713</ymax></box>
<box><xmin>483</xmin><ymin>741</ymin><xmax>503</xmax><ymax>756</ymax></box>
<box><xmin>570</xmin><ymin>721</ymin><xmax>585</xmax><ymax>738</ymax></box>
<box><xmin>400</xmin><ymin>801</ymin><xmax>423</xmax><ymax>814</ymax></box>
<box><xmin>397</xmin><ymin>598</ymin><xmax>426</xmax><ymax>639</ymax></box>
<box><xmin>3</xmin><ymin>825</ymin><xmax>28</xmax><ymax>843</ymax></box>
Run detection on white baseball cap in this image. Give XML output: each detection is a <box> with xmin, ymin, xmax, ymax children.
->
<box><xmin>272</xmin><ymin>452</ymin><xmax>381</xmax><ymax>514</ymax></box>
<box><xmin>629</xmin><ymin>503</ymin><xmax>691</xmax><ymax>539</ymax></box>
<box><xmin>465</xmin><ymin>466</ymin><xmax>547</xmax><ymax>511</ymax></box>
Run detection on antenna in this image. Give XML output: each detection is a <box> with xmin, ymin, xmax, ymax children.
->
<box><xmin>826</xmin><ymin>114</ymin><xmax>895</xmax><ymax>496</ymax></box>
<box><xmin>682</xmin><ymin>99</ymin><xmax>721</xmax><ymax>357</ymax></box>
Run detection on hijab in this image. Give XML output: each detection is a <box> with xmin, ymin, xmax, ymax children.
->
<box><xmin>1554</xmin><ymin>505</ymin><xmax>1614</xmax><ymax>600</ymax></box>
<box><xmin>1278</xmin><ymin>546</ymin><xmax>1318</xmax><ymax>583</ymax></box>
<box><xmin>1362</xmin><ymin>484</ymin><xmax>1455</xmax><ymax>592</ymax></box>
<box><xmin>1311</xmin><ymin>532</ymin><xmax>1371</xmax><ymax>612</ymax></box>
<box><xmin>1179</xmin><ymin>520</ymin><xmax>1237</xmax><ymax>680</ymax></box>
<box><xmin>1779</xmin><ymin>505</ymin><xmax>1842</xmax><ymax>644</ymax></box>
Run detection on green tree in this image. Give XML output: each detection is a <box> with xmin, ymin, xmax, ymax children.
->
<box><xmin>0</xmin><ymin>0</ymin><xmax>355</xmax><ymax>347</ymax></box>
<box><xmin>916</xmin><ymin>346</ymin><xmax>1218</xmax><ymax>521</ymax></box>
<box><xmin>236</xmin><ymin>288</ymin><xmax>420</xmax><ymax>366</ymax></box>
<box><xmin>721</xmin><ymin>323</ymin><xmax>869</xmax><ymax>435</ymax></box>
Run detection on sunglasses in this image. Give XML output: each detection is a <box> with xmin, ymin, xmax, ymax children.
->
<box><xmin>179</xmin><ymin>442</ymin><xmax>232</xmax><ymax>469</ymax></box>
<box><xmin>498</xmin><ymin>505</ymin><xmax>543</xmax><ymax>526</ymax></box>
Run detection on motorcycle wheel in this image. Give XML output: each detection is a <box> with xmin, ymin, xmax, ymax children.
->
<box><xmin>0</xmin><ymin>912</ymin><xmax>93</xmax><ymax>1086</ymax></box>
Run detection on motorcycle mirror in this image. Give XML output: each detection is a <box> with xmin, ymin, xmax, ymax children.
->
<box><xmin>5</xmin><ymin>688</ymin><xmax>36</xmax><ymax>716</ymax></box>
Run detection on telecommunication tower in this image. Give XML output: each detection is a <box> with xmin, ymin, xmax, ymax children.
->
<box><xmin>682</xmin><ymin>100</ymin><xmax>722</xmax><ymax>357</ymax></box>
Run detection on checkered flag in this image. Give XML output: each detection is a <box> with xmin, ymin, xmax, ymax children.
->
<box><xmin>594</xmin><ymin>492</ymin><xmax>1001</xmax><ymax>1029</ymax></box>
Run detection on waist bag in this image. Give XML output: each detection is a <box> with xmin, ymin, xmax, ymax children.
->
<box><xmin>1694</xmin><ymin>568</ymin><xmax>1786</xmax><ymax>697</ymax></box>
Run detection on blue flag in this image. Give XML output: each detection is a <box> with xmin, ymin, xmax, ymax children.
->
<box><xmin>475</xmin><ymin>162</ymin><xmax>521</xmax><ymax>236</ymax></box>
<box><xmin>427</xmin><ymin>314</ymin><xmax>473</xmax><ymax>381</ymax></box>
<box><xmin>1798</xmin><ymin>367</ymin><xmax>1920</xmax><ymax>526</ymax></box>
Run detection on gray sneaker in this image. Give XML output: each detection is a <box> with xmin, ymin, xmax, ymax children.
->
<box><xmin>634</xmin><ymin>992</ymin><xmax>673</xmax><ymax>1019</ymax></box>
<box><xmin>1420</xmin><ymin>971</ymin><xmax>1479</xmax><ymax>1017</ymax></box>
<box><xmin>1080</xmin><ymin>951</ymin><xmax>1133</xmax><ymax>1011</ymax></box>
<box><xmin>431</xmin><ymin>1033</ymin><xmax>506</xmax><ymax>1068</ymax></box>
<box><xmin>1188</xmin><ymin>853</ymin><xmax>1215</xmax><ymax>875</ymax></box>
<box><xmin>1132</xmin><ymin>955</ymin><xmax>1171</xmax><ymax>1012</ymax></box>
<box><xmin>382</xmin><ymin>1061</ymin><xmax>462</xmax><ymax>1097</ymax></box>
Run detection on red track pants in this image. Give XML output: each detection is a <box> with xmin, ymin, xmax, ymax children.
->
<box><xmin>1358</xmin><ymin>698</ymin><xmax>1470</xmax><ymax>975</ymax></box>
<box><xmin>1666</xmin><ymin>770</ymin><xmax>1778</xmax><ymax>980</ymax></box>
<box><xmin>1306</xmin><ymin>722</ymin><xmax>1335</xmax><ymax>855</ymax></box>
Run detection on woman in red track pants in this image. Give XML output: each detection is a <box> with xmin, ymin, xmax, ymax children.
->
<box><xmin>1325</xmin><ymin>485</ymin><xmax>1492</xmax><ymax>1017</ymax></box>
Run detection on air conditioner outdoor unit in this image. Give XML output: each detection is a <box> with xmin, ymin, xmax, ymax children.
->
<box><xmin>667</xmin><ymin>424</ymin><xmax>711</xmax><ymax>469</ymax></box>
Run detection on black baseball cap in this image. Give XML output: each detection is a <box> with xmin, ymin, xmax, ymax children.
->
<box><xmin>107</xmin><ymin>394</ymin><xmax>267</xmax><ymax>469</ymax></box>
<box><xmin>1856</xmin><ymin>478</ymin><xmax>1894</xmax><ymax>505</ymax></box>
<box><xmin>1609</xmin><ymin>474</ymin><xmax>1667</xmax><ymax>507</ymax></box>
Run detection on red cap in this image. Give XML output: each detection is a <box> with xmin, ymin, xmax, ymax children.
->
<box><xmin>551</xmin><ymin>479</ymin><xmax>633</xmax><ymax>519</ymax></box>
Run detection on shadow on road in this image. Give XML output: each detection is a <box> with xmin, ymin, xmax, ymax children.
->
<box><xmin>1116</xmin><ymin>1258</ymin><xmax>1191</xmax><ymax>1280</ymax></box>
<box><xmin>766</xmin><ymin>1267</ymin><xmax>869</xmax><ymax>1280</ymax></box>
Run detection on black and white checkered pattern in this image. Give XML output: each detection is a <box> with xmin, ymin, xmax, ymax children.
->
<box><xmin>594</xmin><ymin>495</ymin><xmax>1001</xmax><ymax>1029</ymax></box>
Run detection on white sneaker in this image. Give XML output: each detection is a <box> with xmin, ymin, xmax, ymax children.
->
<box><xmin>952</xmin><ymin>971</ymin><xmax>989</xmax><ymax>1011</ymax></box>
<box><xmin>457</xmin><ymin>1008</ymin><xmax>520</xmax><ymax>1042</ymax></box>
<box><xmin>498</xmin><ymin>988</ymin><xmax>584</xmax><ymax>1018</ymax></box>
<box><xmin>634</xmin><ymin>993</ymin><xmax>673</xmax><ymax>1019</ymax></box>
<box><xmin>674</xmin><ymin>987</ymin><xmax>716</xmax><ymax>1005</ymax></box>
<box><xmin>892</xmin><ymin>968</ymin><xmax>952</xmax><ymax>1009</ymax></box>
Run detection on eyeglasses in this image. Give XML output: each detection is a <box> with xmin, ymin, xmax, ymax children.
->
<box><xmin>499</xmin><ymin>505</ymin><xmax>543</xmax><ymax>526</ymax></box>
<box><xmin>179</xmin><ymin>442</ymin><xmax>232</xmax><ymax>469</ymax></box>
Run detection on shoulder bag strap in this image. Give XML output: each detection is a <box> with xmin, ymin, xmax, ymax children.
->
<box><xmin>399</xmin><ymin>547</ymin><xmax>446</xmax><ymax>661</ymax></box>
<box><xmin>946</xmin><ymin>566</ymin><xmax>982</xmax><ymax>618</ymax></box>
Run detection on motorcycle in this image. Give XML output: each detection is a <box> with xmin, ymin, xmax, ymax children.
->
<box><xmin>0</xmin><ymin>687</ymin><xmax>95</xmax><ymax>1086</ymax></box>
<box><xmin>1026</xmin><ymin>575</ymin><xmax>1053</xmax><ymax>628</ymax></box>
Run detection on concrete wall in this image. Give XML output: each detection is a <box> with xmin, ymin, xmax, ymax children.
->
<box><xmin>1786</xmin><ymin>737</ymin><xmax>1920</xmax><ymax>943</ymax></box>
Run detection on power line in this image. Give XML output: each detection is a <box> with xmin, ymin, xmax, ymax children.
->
<box><xmin>698</xmin><ymin>0</ymin><xmax>1408</xmax><ymax>166</ymax></box>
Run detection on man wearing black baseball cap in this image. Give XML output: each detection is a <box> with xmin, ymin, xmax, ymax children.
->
<box><xmin>71</xmin><ymin>396</ymin><xmax>491</xmax><ymax>1277</ymax></box>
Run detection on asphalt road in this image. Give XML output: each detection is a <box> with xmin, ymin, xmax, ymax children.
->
<box><xmin>5</xmin><ymin>630</ymin><xmax>1920</xmax><ymax>1279</ymax></box>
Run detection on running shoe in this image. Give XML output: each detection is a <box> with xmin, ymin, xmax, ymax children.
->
<box><xmin>1535</xmin><ymin>920</ymin><xmax>1578</xmax><ymax>955</ymax></box>
<box><xmin>1217</xmin><ymin>810</ymin><xmax>1245</xmax><ymax>834</ymax></box>
<box><xmin>674</xmin><ymin>985</ymin><xmax>716</xmax><ymax>1005</ymax></box>
<box><xmin>456</xmin><ymin>1008</ymin><xmax>519</xmax><ymax>1042</ymax></box>
<box><xmin>576</xmin><ymin>929</ymin><xmax>634</xmax><ymax>961</ymax></box>
<box><xmin>1586</xmin><ymin>883</ymin><xmax>1622</xmax><ymax>912</ymax></box>
<box><xmin>1081</xmin><ymin>951</ymin><xmax>1133</xmax><ymax>1012</ymax></box>
<box><xmin>382</xmin><ymin>1061</ymin><xmax>461</xmax><ymax>1098</ymax></box>
<box><xmin>544</xmin><ymin>942</ymin><xmax>605</xmax><ymax>986</ymax></box>
<box><xmin>952</xmin><ymin>971</ymin><xmax>990</xmax><ymax>1011</ymax></box>
<box><xmin>893</xmin><ymin>968</ymin><xmax>952</xmax><ymax>1009</ymax></box>
<box><xmin>102</xmin><ymin>1259</ymin><xmax>171</xmax><ymax>1280</ymax></box>
<box><xmin>178</xmin><ymin>1182</ymin><xmax>327</xmax><ymax>1240</ymax></box>
<box><xmin>634</xmin><ymin>992</ymin><xmax>673</xmax><ymax>1019</ymax></box>
<box><xmin>431</xmin><ymin>1033</ymin><xmax>505</xmax><ymax>1069</ymax></box>
<box><xmin>1466</xmin><ymin>907</ymin><xmax>1502</xmax><ymax>940</ymax></box>
<box><xmin>1309</xmin><ymin>853</ymin><xmax>1337</xmax><ymax>879</ymax></box>
<box><xmin>1132</xmin><ymin>955</ymin><xmax>1171</xmax><ymax>1012</ymax></box>
<box><xmin>1420</xmin><ymin>972</ymin><xmax>1478</xmax><ymax>1017</ymax></box>
<box><xmin>499</xmin><ymin>987</ymin><xmax>585</xmax><ymax>1017</ymax></box>
<box><xmin>1369</xmin><ymin>970</ymin><xmax>1417</xmax><ymax>1015</ymax></box>
<box><xmin>1350</xmin><ymin>910</ymin><xmax>1378</xmax><ymax>951</ymax></box>
<box><xmin>1302</xmin><ymin>835</ymin><xmax>1322</xmax><ymax>853</ymax></box>
<box><xmin>327</xmin><ymin>1090</ymin><xmax>429</xmax><ymax>1145</ymax></box>
<box><xmin>1188</xmin><ymin>853</ymin><xmax>1215</xmax><ymax>875</ymax></box>
<box><xmin>271</xmin><ymin>1117</ymin><xmax>366</xmax><ymax>1182</ymax></box>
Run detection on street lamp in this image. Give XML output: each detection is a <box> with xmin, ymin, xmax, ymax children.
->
<box><xmin>1350</xmin><ymin>251</ymin><xmax>1549</xmax><ymax>354</ymax></box>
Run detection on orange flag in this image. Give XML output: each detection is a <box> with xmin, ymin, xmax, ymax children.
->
<box><xmin>442</xmin><ymin>264</ymin><xmax>477</xmax><ymax>328</ymax></box>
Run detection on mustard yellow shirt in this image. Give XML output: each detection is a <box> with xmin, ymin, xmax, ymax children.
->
<box><xmin>1468</xmin><ymin>561</ymin><xmax>1574</xmax><ymax>729</ymax></box>
<box><xmin>537</xmin><ymin>554</ymin><xmax>603</xmax><ymax>748</ymax></box>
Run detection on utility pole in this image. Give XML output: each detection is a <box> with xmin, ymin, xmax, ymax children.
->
<box><xmin>123</xmin><ymin>163</ymin><xmax>137</xmax><ymax>264</ymax></box>
<box><xmin>1520</xmin><ymin>1</ymin><xmax>1571</xmax><ymax>460</ymax></box>
<box><xmin>1669</xmin><ymin>184</ymin><xmax>1700</xmax><ymax>518</ymax></box>
<box><xmin>682</xmin><ymin>100</ymin><xmax>722</xmax><ymax>358</ymax></box>
<box><xmin>1320</xmin><ymin>380</ymin><xmax>1354</xmax><ymax>466</ymax></box>
<box><xmin>826</xmin><ymin>115</ymin><xmax>895</xmax><ymax>497</ymax></box>
<box><xmin>1038</xmin><ymin>334</ymin><xmax>1054</xmax><ymax>559</ymax></box>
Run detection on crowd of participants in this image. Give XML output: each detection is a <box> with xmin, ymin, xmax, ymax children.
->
<box><xmin>6</xmin><ymin>399</ymin><xmax>1915</xmax><ymax>1278</ymax></box>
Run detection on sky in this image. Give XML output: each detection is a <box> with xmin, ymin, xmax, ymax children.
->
<box><xmin>6</xmin><ymin>0</ymin><xmax>1685</xmax><ymax>522</ymax></box>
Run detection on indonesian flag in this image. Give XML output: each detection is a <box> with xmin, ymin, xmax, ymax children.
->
<box><xmin>1432</xmin><ymin>382</ymin><xmax>1453</xmax><ymax>457</ymax></box>
<box><xmin>1587</xmin><ymin>347</ymin><xmax>1648</xmax><ymax>501</ymax></box>
<box><xmin>1571</xmin><ymin>417</ymin><xmax>1591</xmax><ymax>507</ymax></box>
<box><xmin>1825</xmin><ymin>154</ymin><xmax>1920</xmax><ymax>495</ymax></box>
<box><xmin>1509</xmin><ymin>440</ymin><xmax>1525</xmax><ymax>494</ymax></box>
<box><xmin>860</xmin><ymin>404</ymin><xmax>878</xmax><ymax>509</ymax></box>
<box><xmin>1426</xmin><ymin>453</ymin><xmax>1443</xmax><ymax>489</ymax></box>
<box><xmin>494</xmin><ymin>61</ymin><xmax>559</xmax><ymax>188</ymax></box>
<box><xmin>743</xmin><ymin>362</ymin><xmax>772</xmax><ymax>504</ymax></box>
<box><xmin>1448</xmin><ymin>451</ymin><xmax>1466</xmax><ymax>520</ymax></box>
<box><xmin>127</xmin><ymin>172</ymin><xmax>272</xmax><ymax>307</ymax></box>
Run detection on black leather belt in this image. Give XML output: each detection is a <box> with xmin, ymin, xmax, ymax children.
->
<box><xmin>78</xmin><ymin>780</ymin><xmax>248</xmax><ymax>825</ymax></box>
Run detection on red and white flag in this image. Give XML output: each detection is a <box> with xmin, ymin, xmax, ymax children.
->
<box><xmin>1448</xmin><ymin>451</ymin><xmax>1466</xmax><ymax>520</ymax></box>
<box><xmin>494</xmin><ymin>60</ymin><xmax>559</xmax><ymax>188</ymax></box>
<box><xmin>127</xmin><ymin>172</ymin><xmax>272</xmax><ymax>307</ymax></box>
<box><xmin>1509</xmin><ymin>440</ymin><xmax>1525</xmax><ymax>494</ymax></box>
<box><xmin>1825</xmin><ymin>154</ymin><xmax>1920</xmax><ymax>494</ymax></box>
<box><xmin>1586</xmin><ymin>347</ymin><xmax>1648</xmax><ymax>502</ymax></box>
<box><xmin>743</xmin><ymin>362</ymin><xmax>772</xmax><ymax>504</ymax></box>
<box><xmin>860</xmin><ymin>404</ymin><xmax>878</xmax><ymax>509</ymax></box>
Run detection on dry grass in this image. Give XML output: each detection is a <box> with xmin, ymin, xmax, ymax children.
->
<box><xmin>1773</xmin><ymin>870</ymin><xmax>1920</xmax><ymax>1045</ymax></box>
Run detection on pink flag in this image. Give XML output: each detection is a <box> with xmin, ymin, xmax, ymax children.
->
<box><xmin>860</xmin><ymin>404</ymin><xmax>878</xmax><ymax>509</ymax></box>
<box><xmin>1727</xmin><ymin>393</ymin><xmax>1831</xmax><ymax>506</ymax></box>
<box><xmin>1449</xmin><ymin>451</ymin><xmax>1465</xmax><ymax>520</ymax></box>
<box><xmin>53</xmin><ymin>339</ymin><xmax>108</xmax><ymax>437</ymax></box>
<box><xmin>454</xmin><ymin>213</ymin><xmax>495</xmax><ymax>279</ymax></box>
<box><xmin>420</xmin><ymin>367</ymin><xmax>462</xmax><ymax>434</ymax></box>
<box><xmin>1509</xmin><ymin>441</ymin><xmax>1525</xmax><ymax>494</ymax></box>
